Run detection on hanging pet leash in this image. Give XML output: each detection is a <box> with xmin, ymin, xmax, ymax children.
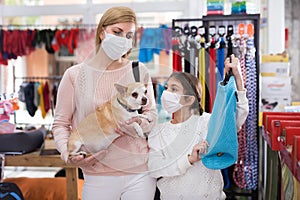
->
<box><xmin>216</xmin><ymin>26</ymin><xmax>226</xmax><ymax>86</ymax></box>
<box><xmin>209</xmin><ymin>26</ymin><xmax>217</xmax><ymax>112</ymax></box>
<box><xmin>244</xmin><ymin>24</ymin><xmax>258</xmax><ymax>190</ymax></box>
<box><xmin>233</xmin><ymin>23</ymin><xmax>248</xmax><ymax>189</ymax></box>
<box><xmin>198</xmin><ymin>26</ymin><xmax>206</xmax><ymax>110</ymax></box>
<box><xmin>183</xmin><ymin>25</ymin><xmax>190</xmax><ymax>73</ymax></box>
<box><xmin>172</xmin><ymin>26</ymin><xmax>183</xmax><ymax>72</ymax></box>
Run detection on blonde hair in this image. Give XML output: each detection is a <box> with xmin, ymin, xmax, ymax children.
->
<box><xmin>95</xmin><ymin>6</ymin><xmax>137</xmax><ymax>52</ymax></box>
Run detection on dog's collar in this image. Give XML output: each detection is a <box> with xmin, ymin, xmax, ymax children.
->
<box><xmin>117</xmin><ymin>98</ymin><xmax>139</xmax><ymax>112</ymax></box>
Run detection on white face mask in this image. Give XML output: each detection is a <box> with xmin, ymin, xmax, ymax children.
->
<box><xmin>161</xmin><ymin>90</ymin><xmax>185</xmax><ymax>114</ymax></box>
<box><xmin>101</xmin><ymin>32</ymin><xmax>133</xmax><ymax>60</ymax></box>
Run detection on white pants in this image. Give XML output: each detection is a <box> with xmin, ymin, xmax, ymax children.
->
<box><xmin>82</xmin><ymin>173</ymin><xmax>156</xmax><ymax>200</ymax></box>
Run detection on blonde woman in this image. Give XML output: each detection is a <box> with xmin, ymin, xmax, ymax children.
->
<box><xmin>53</xmin><ymin>6</ymin><xmax>157</xmax><ymax>200</ymax></box>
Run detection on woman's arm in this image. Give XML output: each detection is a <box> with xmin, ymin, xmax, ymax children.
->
<box><xmin>52</xmin><ymin>68</ymin><xmax>75</xmax><ymax>162</ymax></box>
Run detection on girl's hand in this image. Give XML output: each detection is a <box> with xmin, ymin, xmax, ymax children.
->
<box><xmin>115</xmin><ymin>117</ymin><xmax>142</xmax><ymax>138</ymax></box>
<box><xmin>188</xmin><ymin>140</ymin><xmax>209</xmax><ymax>165</ymax></box>
<box><xmin>67</xmin><ymin>150</ymin><xmax>107</xmax><ymax>168</ymax></box>
<box><xmin>224</xmin><ymin>54</ymin><xmax>244</xmax><ymax>91</ymax></box>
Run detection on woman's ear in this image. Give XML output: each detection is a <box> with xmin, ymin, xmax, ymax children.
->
<box><xmin>99</xmin><ymin>29</ymin><xmax>105</xmax><ymax>40</ymax></box>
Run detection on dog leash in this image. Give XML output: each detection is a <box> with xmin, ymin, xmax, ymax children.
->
<box><xmin>244</xmin><ymin>24</ymin><xmax>258</xmax><ymax>190</ymax></box>
<box><xmin>132</xmin><ymin>61</ymin><xmax>143</xmax><ymax>114</ymax></box>
<box><xmin>216</xmin><ymin>26</ymin><xmax>226</xmax><ymax>89</ymax></box>
<box><xmin>199</xmin><ymin>36</ymin><xmax>206</xmax><ymax>110</ymax></box>
<box><xmin>172</xmin><ymin>26</ymin><xmax>183</xmax><ymax>72</ymax></box>
<box><xmin>208</xmin><ymin>26</ymin><xmax>216</xmax><ymax>112</ymax></box>
<box><xmin>233</xmin><ymin>23</ymin><xmax>248</xmax><ymax>188</ymax></box>
<box><xmin>183</xmin><ymin>25</ymin><xmax>190</xmax><ymax>74</ymax></box>
<box><xmin>132</xmin><ymin>61</ymin><xmax>140</xmax><ymax>82</ymax></box>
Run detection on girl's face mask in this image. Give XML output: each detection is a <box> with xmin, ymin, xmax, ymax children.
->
<box><xmin>161</xmin><ymin>90</ymin><xmax>188</xmax><ymax>114</ymax></box>
<box><xmin>101</xmin><ymin>31</ymin><xmax>133</xmax><ymax>60</ymax></box>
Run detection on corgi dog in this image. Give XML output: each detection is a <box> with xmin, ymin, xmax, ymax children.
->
<box><xmin>68</xmin><ymin>74</ymin><xmax>151</xmax><ymax>157</ymax></box>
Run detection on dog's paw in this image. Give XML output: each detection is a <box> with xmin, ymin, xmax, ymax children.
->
<box><xmin>69</xmin><ymin>151</ymin><xmax>88</xmax><ymax>158</ymax></box>
<box><xmin>138</xmin><ymin>114</ymin><xmax>153</xmax><ymax>123</ymax></box>
<box><xmin>133</xmin><ymin>122</ymin><xmax>145</xmax><ymax>138</ymax></box>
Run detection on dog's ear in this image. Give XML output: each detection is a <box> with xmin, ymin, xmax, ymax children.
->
<box><xmin>114</xmin><ymin>83</ymin><xmax>128</xmax><ymax>96</ymax></box>
<box><xmin>143</xmin><ymin>73</ymin><xmax>149</xmax><ymax>88</ymax></box>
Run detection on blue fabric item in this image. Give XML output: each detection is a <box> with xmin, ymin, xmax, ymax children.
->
<box><xmin>216</xmin><ymin>38</ymin><xmax>225</xmax><ymax>85</ymax></box>
<box><xmin>138</xmin><ymin>27</ymin><xmax>165</xmax><ymax>63</ymax></box>
<box><xmin>202</xmin><ymin>76</ymin><xmax>238</xmax><ymax>170</ymax></box>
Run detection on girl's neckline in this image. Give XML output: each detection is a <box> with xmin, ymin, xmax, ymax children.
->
<box><xmin>168</xmin><ymin>114</ymin><xmax>198</xmax><ymax>126</ymax></box>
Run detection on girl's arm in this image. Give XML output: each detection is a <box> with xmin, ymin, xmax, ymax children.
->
<box><xmin>148</xmin><ymin>129</ymin><xmax>192</xmax><ymax>178</ymax></box>
<box><xmin>224</xmin><ymin>54</ymin><xmax>249</xmax><ymax>130</ymax></box>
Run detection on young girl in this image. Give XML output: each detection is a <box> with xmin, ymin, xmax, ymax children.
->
<box><xmin>148</xmin><ymin>54</ymin><xmax>249</xmax><ymax>199</ymax></box>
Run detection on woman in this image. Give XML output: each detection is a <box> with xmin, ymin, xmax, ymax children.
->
<box><xmin>148</xmin><ymin>55</ymin><xmax>249</xmax><ymax>199</ymax></box>
<box><xmin>52</xmin><ymin>6</ymin><xmax>157</xmax><ymax>200</ymax></box>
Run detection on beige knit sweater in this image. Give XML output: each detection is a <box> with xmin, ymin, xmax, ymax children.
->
<box><xmin>52</xmin><ymin>61</ymin><xmax>157</xmax><ymax>176</ymax></box>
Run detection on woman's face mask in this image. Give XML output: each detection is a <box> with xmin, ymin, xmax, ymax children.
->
<box><xmin>161</xmin><ymin>90</ymin><xmax>187</xmax><ymax>114</ymax></box>
<box><xmin>101</xmin><ymin>31</ymin><xmax>133</xmax><ymax>60</ymax></box>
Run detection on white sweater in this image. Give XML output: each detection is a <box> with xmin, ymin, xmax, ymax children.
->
<box><xmin>148</xmin><ymin>90</ymin><xmax>249</xmax><ymax>200</ymax></box>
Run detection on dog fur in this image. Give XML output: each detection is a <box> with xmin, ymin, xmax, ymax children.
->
<box><xmin>68</xmin><ymin>74</ymin><xmax>151</xmax><ymax>157</ymax></box>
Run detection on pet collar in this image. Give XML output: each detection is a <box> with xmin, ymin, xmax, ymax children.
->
<box><xmin>117</xmin><ymin>98</ymin><xmax>139</xmax><ymax>113</ymax></box>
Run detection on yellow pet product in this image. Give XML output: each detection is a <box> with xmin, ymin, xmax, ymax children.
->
<box><xmin>292</xmin><ymin>102</ymin><xmax>300</xmax><ymax>106</ymax></box>
<box><xmin>261</xmin><ymin>53</ymin><xmax>289</xmax><ymax>63</ymax></box>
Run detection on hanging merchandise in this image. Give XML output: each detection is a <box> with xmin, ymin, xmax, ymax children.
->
<box><xmin>198</xmin><ymin>26</ymin><xmax>206</xmax><ymax>110</ymax></box>
<box><xmin>216</xmin><ymin>25</ymin><xmax>226</xmax><ymax>85</ymax></box>
<box><xmin>244</xmin><ymin>23</ymin><xmax>258</xmax><ymax>190</ymax></box>
<box><xmin>172</xmin><ymin>26</ymin><xmax>183</xmax><ymax>72</ymax></box>
<box><xmin>138</xmin><ymin>25</ymin><xmax>171</xmax><ymax>63</ymax></box>
<box><xmin>188</xmin><ymin>26</ymin><xmax>200</xmax><ymax>76</ymax></box>
<box><xmin>14</xmin><ymin>74</ymin><xmax>62</xmax><ymax>123</ymax></box>
<box><xmin>172</xmin><ymin>14</ymin><xmax>260</xmax><ymax>198</ymax></box>
<box><xmin>183</xmin><ymin>25</ymin><xmax>191</xmax><ymax>73</ymax></box>
<box><xmin>202</xmin><ymin>76</ymin><xmax>238</xmax><ymax>170</ymax></box>
<box><xmin>208</xmin><ymin>26</ymin><xmax>217</xmax><ymax>112</ymax></box>
<box><xmin>0</xmin><ymin>25</ymin><xmax>94</xmax><ymax>66</ymax></box>
<box><xmin>233</xmin><ymin>23</ymin><xmax>248</xmax><ymax>189</ymax></box>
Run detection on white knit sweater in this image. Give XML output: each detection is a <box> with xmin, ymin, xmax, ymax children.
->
<box><xmin>148</xmin><ymin>90</ymin><xmax>249</xmax><ymax>200</ymax></box>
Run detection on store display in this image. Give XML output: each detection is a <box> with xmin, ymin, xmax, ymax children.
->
<box><xmin>244</xmin><ymin>26</ymin><xmax>258</xmax><ymax>190</ymax></box>
<box><xmin>172</xmin><ymin>14</ymin><xmax>260</xmax><ymax>197</ymax></box>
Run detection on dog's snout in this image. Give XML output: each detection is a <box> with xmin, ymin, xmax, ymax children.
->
<box><xmin>142</xmin><ymin>97</ymin><xmax>147</xmax><ymax>105</ymax></box>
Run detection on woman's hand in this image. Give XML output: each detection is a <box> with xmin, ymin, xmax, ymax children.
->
<box><xmin>115</xmin><ymin>116</ymin><xmax>143</xmax><ymax>137</ymax></box>
<box><xmin>224</xmin><ymin>54</ymin><xmax>244</xmax><ymax>91</ymax></box>
<box><xmin>188</xmin><ymin>140</ymin><xmax>209</xmax><ymax>165</ymax></box>
<box><xmin>67</xmin><ymin>150</ymin><xmax>107</xmax><ymax>168</ymax></box>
